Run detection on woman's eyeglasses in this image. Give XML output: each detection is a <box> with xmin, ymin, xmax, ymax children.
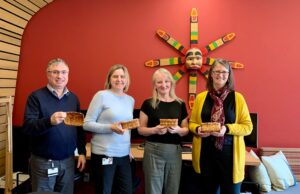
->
<box><xmin>212</xmin><ymin>70</ymin><xmax>229</xmax><ymax>75</ymax></box>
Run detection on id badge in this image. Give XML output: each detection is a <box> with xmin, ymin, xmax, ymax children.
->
<box><xmin>102</xmin><ymin>157</ymin><xmax>113</xmax><ymax>165</ymax></box>
<box><xmin>47</xmin><ymin>167</ymin><xmax>58</xmax><ymax>177</ymax></box>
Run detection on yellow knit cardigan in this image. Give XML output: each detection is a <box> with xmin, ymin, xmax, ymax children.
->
<box><xmin>189</xmin><ymin>91</ymin><xmax>253</xmax><ymax>183</ymax></box>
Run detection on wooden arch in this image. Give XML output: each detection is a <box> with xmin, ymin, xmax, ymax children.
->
<box><xmin>0</xmin><ymin>0</ymin><xmax>54</xmax><ymax>102</ymax></box>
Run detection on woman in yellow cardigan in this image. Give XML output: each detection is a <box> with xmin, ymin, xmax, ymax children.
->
<box><xmin>189</xmin><ymin>59</ymin><xmax>253</xmax><ymax>194</ymax></box>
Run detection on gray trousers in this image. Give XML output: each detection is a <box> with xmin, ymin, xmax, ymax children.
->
<box><xmin>30</xmin><ymin>154</ymin><xmax>75</xmax><ymax>194</ymax></box>
<box><xmin>143</xmin><ymin>141</ymin><xmax>182</xmax><ymax>194</ymax></box>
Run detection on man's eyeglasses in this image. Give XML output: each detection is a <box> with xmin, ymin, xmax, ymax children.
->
<box><xmin>47</xmin><ymin>70</ymin><xmax>69</xmax><ymax>75</ymax></box>
<box><xmin>212</xmin><ymin>70</ymin><xmax>229</xmax><ymax>75</ymax></box>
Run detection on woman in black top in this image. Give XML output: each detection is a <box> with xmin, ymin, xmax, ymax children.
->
<box><xmin>138</xmin><ymin>68</ymin><xmax>189</xmax><ymax>194</ymax></box>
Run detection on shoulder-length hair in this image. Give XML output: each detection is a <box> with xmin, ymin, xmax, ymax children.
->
<box><xmin>104</xmin><ymin>64</ymin><xmax>130</xmax><ymax>92</ymax></box>
<box><xmin>206</xmin><ymin>59</ymin><xmax>235</xmax><ymax>91</ymax></box>
<box><xmin>151</xmin><ymin>68</ymin><xmax>182</xmax><ymax>109</ymax></box>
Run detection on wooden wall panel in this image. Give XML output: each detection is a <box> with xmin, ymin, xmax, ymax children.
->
<box><xmin>0</xmin><ymin>52</ymin><xmax>19</xmax><ymax>61</ymax></box>
<box><xmin>0</xmin><ymin>33</ymin><xmax>21</xmax><ymax>46</ymax></box>
<box><xmin>0</xmin><ymin>106</ymin><xmax>6</xmax><ymax>115</ymax></box>
<box><xmin>15</xmin><ymin>0</ymin><xmax>40</xmax><ymax>12</ymax></box>
<box><xmin>0</xmin><ymin>88</ymin><xmax>15</xmax><ymax>96</ymax></box>
<box><xmin>0</xmin><ymin>124</ymin><xmax>7</xmax><ymax>132</ymax></box>
<box><xmin>0</xmin><ymin>167</ymin><xmax>5</xmax><ymax>176</ymax></box>
<box><xmin>5</xmin><ymin>0</ymin><xmax>35</xmax><ymax>15</ymax></box>
<box><xmin>0</xmin><ymin>22</ymin><xmax>23</xmax><ymax>38</ymax></box>
<box><xmin>0</xmin><ymin>9</ymin><xmax>28</xmax><ymax>28</ymax></box>
<box><xmin>0</xmin><ymin>59</ymin><xmax>19</xmax><ymax>70</ymax></box>
<box><xmin>0</xmin><ymin>141</ymin><xmax>5</xmax><ymax>150</ymax></box>
<box><xmin>0</xmin><ymin>151</ymin><xmax>3</xmax><ymax>167</ymax></box>
<box><xmin>30</xmin><ymin>0</ymin><xmax>47</xmax><ymax>8</ymax></box>
<box><xmin>0</xmin><ymin>42</ymin><xmax>20</xmax><ymax>55</ymax></box>
<box><xmin>0</xmin><ymin>69</ymin><xmax>17</xmax><ymax>78</ymax></box>
<box><xmin>44</xmin><ymin>0</ymin><xmax>54</xmax><ymax>4</ymax></box>
<box><xmin>0</xmin><ymin>149</ymin><xmax>5</xmax><ymax>158</ymax></box>
<box><xmin>0</xmin><ymin>79</ymin><xmax>16</xmax><ymax>88</ymax></box>
<box><xmin>10</xmin><ymin>97</ymin><xmax>14</xmax><ymax>106</ymax></box>
<box><xmin>0</xmin><ymin>157</ymin><xmax>4</xmax><ymax>169</ymax></box>
<box><xmin>0</xmin><ymin>168</ymin><xmax>4</xmax><ymax>177</ymax></box>
<box><xmin>0</xmin><ymin>115</ymin><xmax>6</xmax><ymax>124</ymax></box>
<box><xmin>0</xmin><ymin>164</ymin><xmax>4</xmax><ymax>175</ymax></box>
<box><xmin>0</xmin><ymin>0</ymin><xmax>32</xmax><ymax>20</ymax></box>
<box><xmin>0</xmin><ymin>132</ymin><xmax>6</xmax><ymax>141</ymax></box>
<box><xmin>0</xmin><ymin>158</ymin><xmax>4</xmax><ymax>167</ymax></box>
<box><xmin>0</xmin><ymin>160</ymin><xmax>4</xmax><ymax>169</ymax></box>
<box><xmin>0</xmin><ymin>28</ymin><xmax>22</xmax><ymax>40</ymax></box>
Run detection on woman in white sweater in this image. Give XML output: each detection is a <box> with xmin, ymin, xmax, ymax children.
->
<box><xmin>83</xmin><ymin>64</ymin><xmax>134</xmax><ymax>194</ymax></box>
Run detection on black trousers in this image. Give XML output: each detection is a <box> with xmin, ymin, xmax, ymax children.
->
<box><xmin>200</xmin><ymin>138</ymin><xmax>241</xmax><ymax>194</ymax></box>
<box><xmin>91</xmin><ymin>153</ymin><xmax>132</xmax><ymax>194</ymax></box>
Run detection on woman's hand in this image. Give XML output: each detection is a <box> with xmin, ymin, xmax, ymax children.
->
<box><xmin>168</xmin><ymin>126</ymin><xmax>180</xmax><ymax>134</ymax></box>
<box><xmin>168</xmin><ymin>125</ymin><xmax>189</xmax><ymax>136</ymax></box>
<box><xmin>196</xmin><ymin>126</ymin><xmax>211</xmax><ymax>138</ymax></box>
<box><xmin>111</xmin><ymin>122</ymin><xmax>126</xmax><ymax>134</ymax></box>
<box><xmin>211</xmin><ymin>125</ymin><xmax>226</xmax><ymax>137</ymax></box>
<box><xmin>155</xmin><ymin>125</ymin><xmax>168</xmax><ymax>135</ymax></box>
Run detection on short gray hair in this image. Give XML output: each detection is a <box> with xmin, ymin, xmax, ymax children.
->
<box><xmin>46</xmin><ymin>58</ymin><xmax>68</xmax><ymax>71</ymax></box>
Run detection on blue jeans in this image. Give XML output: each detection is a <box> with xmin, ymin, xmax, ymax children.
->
<box><xmin>30</xmin><ymin>154</ymin><xmax>75</xmax><ymax>194</ymax></box>
<box><xmin>91</xmin><ymin>153</ymin><xmax>132</xmax><ymax>194</ymax></box>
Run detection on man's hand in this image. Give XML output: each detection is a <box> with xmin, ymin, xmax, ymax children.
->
<box><xmin>50</xmin><ymin>111</ymin><xmax>66</xmax><ymax>125</ymax></box>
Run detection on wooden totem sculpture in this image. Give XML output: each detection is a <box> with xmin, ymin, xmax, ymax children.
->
<box><xmin>145</xmin><ymin>8</ymin><xmax>244</xmax><ymax>109</ymax></box>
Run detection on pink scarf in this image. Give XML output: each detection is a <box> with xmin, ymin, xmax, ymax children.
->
<box><xmin>209</xmin><ymin>86</ymin><xmax>230</xmax><ymax>150</ymax></box>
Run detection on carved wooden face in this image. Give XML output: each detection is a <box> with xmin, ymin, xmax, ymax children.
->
<box><xmin>185</xmin><ymin>48</ymin><xmax>202</xmax><ymax>70</ymax></box>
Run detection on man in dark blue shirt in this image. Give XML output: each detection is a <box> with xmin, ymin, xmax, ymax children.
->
<box><xmin>23</xmin><ymin>58</ymin><xmax>86</xmax><ymax>194</ymax></box>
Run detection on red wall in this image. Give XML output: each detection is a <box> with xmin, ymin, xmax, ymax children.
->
<box><xmin>14</xmin><ymin>0</ymin><xmax>300</xmax><ymax>147</ymax></box>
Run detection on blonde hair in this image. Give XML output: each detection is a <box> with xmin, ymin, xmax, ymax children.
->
<box><xmin>151</xmin><ymin>68</ymin><xmax>182</xmax><ymax>109</ymax></box>
<box><xmin>104</xmin><ymin>64</ymin><xmax>130</xmax><ymax>92</ymax></box>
